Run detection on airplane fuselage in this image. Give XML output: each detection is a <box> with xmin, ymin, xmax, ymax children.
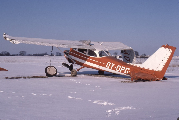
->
<box><xmin>68</xmin><ymin>48</ymin><xmax>131</xmax><ymax>75</ymax></box>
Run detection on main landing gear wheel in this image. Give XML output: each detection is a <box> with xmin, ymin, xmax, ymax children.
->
<box><xmin>71</xmin><ymin>69</ymin><xmax>77</xmax><ymax>77</ymax></box>
<box><xmin>45</xmin><ymin>66</ymin><xmax>57</xmax><ymax>77</ymax></box>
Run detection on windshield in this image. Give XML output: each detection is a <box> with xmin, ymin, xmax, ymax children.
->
<box><xmin>99</xmin><ymin>51</ymin><xmax>109</xmax><ymax>57</ymax></box>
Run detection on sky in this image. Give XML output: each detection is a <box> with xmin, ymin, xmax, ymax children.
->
<box><xmin>0</xmin><ymin>0</ymin><xmax>179</xmax><ymax>56</ymax></box>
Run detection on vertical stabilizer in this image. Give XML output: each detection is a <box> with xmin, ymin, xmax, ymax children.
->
<box><xmin>141</xmin><ymin>44</ymin><xmax>176</xmax><ymax>79</ymax></box>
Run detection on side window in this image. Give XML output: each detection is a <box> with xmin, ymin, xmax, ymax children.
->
<box><xmin>88</xmin><ymin>50</ymin><xmax>97</xmax><ymax>57</ymax></box>
<box><xmin>73</xmin><ymin>48</ymin><xmax>77</xmax><ymax>50</ymax></box>
<box><xmin>78</xmin><ymin>49</ymin><xmax>87</xmax><ymax>54</ymax></box>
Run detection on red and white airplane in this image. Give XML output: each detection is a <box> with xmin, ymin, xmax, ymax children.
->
<box><xmin>0</xmin><ymin>67</ymin><xmax>8</xmax><ymax>71</ymax></box>
<box><xmin>3</xmin><ymin>33</ymin><xmax>176</xmax><ymax>81</ymax></box>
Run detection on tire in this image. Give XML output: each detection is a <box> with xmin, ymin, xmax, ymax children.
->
<box><xmin>45</xmin><ymin>66</ymin><xmax>57</xmax><ymax>77</ymax></box>
<box><xmin>71</xmin><ymin>69</ymin><xmax>77</xmax><ymax>77</ymax></box>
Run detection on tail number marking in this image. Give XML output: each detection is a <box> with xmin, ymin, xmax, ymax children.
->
<box><xmin>106</xmin><ymin>62</ymin><xmax>130</xmax><ymax>74</ymax></box>
<box><xmin>106</xmin><ymin>62</ymin><xmax>115</xmax><ymax>69</ymax></box>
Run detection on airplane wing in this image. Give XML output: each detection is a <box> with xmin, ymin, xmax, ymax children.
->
<box><xmin>3</xmin><ymin>33</ymin><xmax>132</xmax><ymax>51</ymax></box>
<box><xmin>91</xmin><ymin>41</ymin><xmax>132</xmax><ymax>51</ymax></box>
<box><xmin>3</xmin><ymin>33</ymin><xmax>91</xmax><ymax>49</ymax></box>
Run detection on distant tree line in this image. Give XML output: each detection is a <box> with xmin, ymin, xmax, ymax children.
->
<box><xmin>0</xmin><ymin>51</ymin><xmax>11</xmax><ymax>56</ymax></box>
<box><xmin>0</xmin><ymin>51</ymin><xmax>62</xmax><ymax>56</ymax></box>
<box><xmin>135</xmin><ymin>51</ymin><xmax>149</xmax><ymax>58</ymax></box>
<box><xmin>134</xmin><ymin>51</ymin><xmax>148</xmax><ymax>58</ymax></box>
<box><xmin>1</xmin><ymin>50</ymin><xmax>148</xmax><ymax>58</ymax></box>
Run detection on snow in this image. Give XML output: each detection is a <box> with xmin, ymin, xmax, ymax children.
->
<box><xmin>0</xmin><ymin>56</ymin><xmax>179</xmax><ymax>120</ymax></box>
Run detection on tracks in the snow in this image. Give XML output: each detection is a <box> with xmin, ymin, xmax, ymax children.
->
<box><xmin>4</xmin><ymin>74</ymin><xmax>133</xmax><ymax>83</ymax></box>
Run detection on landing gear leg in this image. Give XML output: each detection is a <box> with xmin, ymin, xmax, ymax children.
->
<box><xmin>77</xmin><ymin>66</ymin><xmax>85</xmax><ymax>71</ymax></box>
<box><xmin>62</xmin><ymin>63</ymin><xmax>73</xmax><ymax>71</ymax></box>
<box><xmin>69</xmin><ymin>64</ymin><xmax>73</xmax><ymax>71</ymax></box>
<box><xmin>62</xmin><ymin>63</ymin><xmax>77</xmax><ymax>77</ymax></box>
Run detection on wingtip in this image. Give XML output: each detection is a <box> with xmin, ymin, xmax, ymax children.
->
<box><xmin>3</xmin><ymin>33</ymin><xmax>6</xmax><ymax>35</ymax></box>
<box><xmin>3</xmin><ymin>33</ymin><xmax>7</xmax><ymax>39</ymax></box>
<box><xmin>3</xmin><ymin>33</ymin><xmax>8</xmax><ymax>36</ymax></box>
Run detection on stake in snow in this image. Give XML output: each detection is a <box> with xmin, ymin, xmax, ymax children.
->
<box><xmin>3</xmin><ymin>33</ymin><xmax>176</xmax><ymax>81</ymax></box>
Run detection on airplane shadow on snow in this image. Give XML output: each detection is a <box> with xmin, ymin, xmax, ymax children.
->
<box><xmin>58</xmin><ymin>71</ymin><xmax>131</xmax><ymax>79</ymax></box>
<box><xmin>165</xmin><ymin>76</ymin><xmax>179</xmax><ymax>78</ymax></box>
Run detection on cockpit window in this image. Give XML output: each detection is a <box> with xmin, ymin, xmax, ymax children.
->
<box><xmin>74</xmin><ymin>48</ymin><xmax>109</xmax><ymax>57</ymax></box>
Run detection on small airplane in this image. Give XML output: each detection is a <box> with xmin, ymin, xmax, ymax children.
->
<box><xmin>3</xmin><ymin>33</ymin><xmax>176</xmax><ymax>81</ymax></box>
<box><xmin>0</xmin><ymin>67</ymin><xmax>8</xmax><ymax>71</ymax></box>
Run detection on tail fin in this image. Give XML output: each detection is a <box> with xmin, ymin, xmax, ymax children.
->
<box><xmin>140</xmin><ymin>44</ymin><xmax>176</xmax><ymax>79</ymax></box>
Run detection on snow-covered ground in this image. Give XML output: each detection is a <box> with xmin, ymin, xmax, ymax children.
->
<box><xmin>0</xmin><ymin>56</ymin><xmax>179</xmax><ymax>120</ymax></box>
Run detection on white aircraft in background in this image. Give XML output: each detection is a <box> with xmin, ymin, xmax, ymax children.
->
<box><xmin>3</xmin><ymin>33</ymin><xmax>176</xmax><ymax>81</ymax></box>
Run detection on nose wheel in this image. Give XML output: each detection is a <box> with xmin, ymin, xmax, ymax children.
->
<box><xmin>45</xmin><ymin>66</ymin><xmax>57</xmax><ymax>77</ymax></box>
<box><xmin>71</xmin><ymin>69</ymin><xmax>77</xmax><ymax>76</ymax></box>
